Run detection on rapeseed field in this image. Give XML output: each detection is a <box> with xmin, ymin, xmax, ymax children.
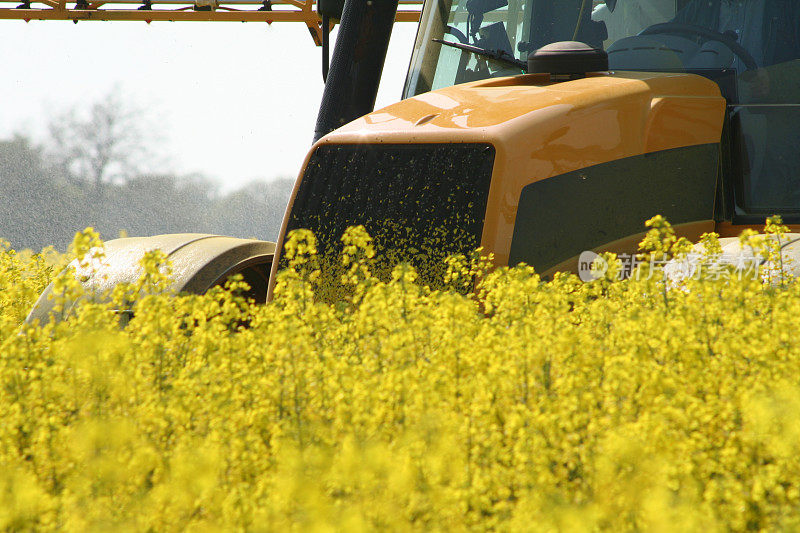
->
<box><xmin>2</xmin><ymin>217</ymin><xmax>800</xmax><ymax>531</ymax></box>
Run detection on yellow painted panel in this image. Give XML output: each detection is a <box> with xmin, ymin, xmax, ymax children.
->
<box><xmin>313</xmin><ymin>71</ymin><xmax>726</xmax><ymax>267</ymax></box>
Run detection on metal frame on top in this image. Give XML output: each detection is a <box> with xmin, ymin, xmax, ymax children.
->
<box><xmin>0</xmin><ymin>0</ymin><xmax>422</xmax><ymax>45</ymax></box>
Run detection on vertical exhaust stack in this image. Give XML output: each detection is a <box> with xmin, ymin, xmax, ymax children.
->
<box><xmin>313</xmin><ymin>0</ymin><xmax>400</xmax><ymax>142</ymax></box>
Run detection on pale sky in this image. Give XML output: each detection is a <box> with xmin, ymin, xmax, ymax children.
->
<box><xmin>0</xmin><ymin>19</ymin><xmax>418</xmax><ymax>191</ymax></box>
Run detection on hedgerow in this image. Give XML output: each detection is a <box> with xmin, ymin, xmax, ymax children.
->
<box><xmin>1</xmin><ymin>218</ymin><xmax>800</xmax><ymax>531</ymax></box>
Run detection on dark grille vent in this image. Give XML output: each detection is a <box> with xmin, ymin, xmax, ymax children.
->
<box><xmin>282</xmin><ymin>143</ymin><xmax>495</xmax><ymax>293</ymax></box>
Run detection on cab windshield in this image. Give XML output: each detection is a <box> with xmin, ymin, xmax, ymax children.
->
<box><xmin>404</xmin><ymin>0</ymin><xmax>800</xmax><ymax>219</ymax></box>
<box><xmin>406</xmin><ymin>0</ymin><xmax>665</xmax><ymax>97</ymax></box>
<box><xmin>404</xmin><ymin>0</ymin><xmax>799</xmax><ymax>100</ymax></box>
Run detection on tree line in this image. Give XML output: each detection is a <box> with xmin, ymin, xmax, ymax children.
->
<box><xmin>0</xmin><ymin>95</ymin><xmax>294</xmax><ymax>252</ymax></box>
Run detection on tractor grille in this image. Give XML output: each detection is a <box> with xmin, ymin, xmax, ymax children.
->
<box><xmin>282</xmin><ymin>143</ymin><xmax>495</xmax><ymax>294</ymax></box>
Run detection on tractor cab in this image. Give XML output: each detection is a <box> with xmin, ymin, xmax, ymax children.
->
<box><xmin>404</xmin><ymin>0</ymin><xmax>800</xmax><ymax>224</ymax></box>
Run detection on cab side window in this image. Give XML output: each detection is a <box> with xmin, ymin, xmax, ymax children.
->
<box><xmin>725</xmin><ymin>2</ymin><xmax>800</xmax><ymax>214</ymax></box>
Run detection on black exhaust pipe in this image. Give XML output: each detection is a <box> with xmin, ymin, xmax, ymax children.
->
<box><xmin>313</xmin><ymin>0</ymin><xmax>399</xmax><ymax>142</ymax></box>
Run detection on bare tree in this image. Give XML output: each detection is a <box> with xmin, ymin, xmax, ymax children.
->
<box><xmin>47</xmin><ymin>91</ymin><xmax>157</xmax><ymax>194</ymax></box>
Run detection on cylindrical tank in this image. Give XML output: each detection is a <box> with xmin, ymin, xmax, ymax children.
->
<box><xmin>26</xmin><ymin>233</ymin><xmax>275</xmax><ymax>325</ymax></box>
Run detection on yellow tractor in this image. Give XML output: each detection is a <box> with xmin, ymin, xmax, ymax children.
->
<box><xmin>14</xmin><ymin>0</ymin><xmax>800</xmax><ymax>319</ymax></box>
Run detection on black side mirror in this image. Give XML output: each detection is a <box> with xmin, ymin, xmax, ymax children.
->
<box><xmin>466</xmin><ymin>0</ymin><xmax>507</xmax><ymax>15</ymax></box>
<box><xmin>317</xmin><ymin>0</ymin><xmax>346</xmax><ymax>81</ymax></box>
<box><xmin>466</xmin><ymin>0</ymin><xmax>507</xmax><ymax>40</ymax></box>
<box><xmin>318</xmin><ymin>0</ymin><xmax>345</xmax><ymax>19</ymax></box>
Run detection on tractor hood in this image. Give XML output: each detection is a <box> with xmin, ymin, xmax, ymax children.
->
<box><xmin>326</xmin><ymin>71</ymin><xmax>724</xmax><ymax>155</ymax></box>
<box><xmin>276</xmin><ymin>71</ymin><xmax>726</xmax><ymax>289</ymax></box>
